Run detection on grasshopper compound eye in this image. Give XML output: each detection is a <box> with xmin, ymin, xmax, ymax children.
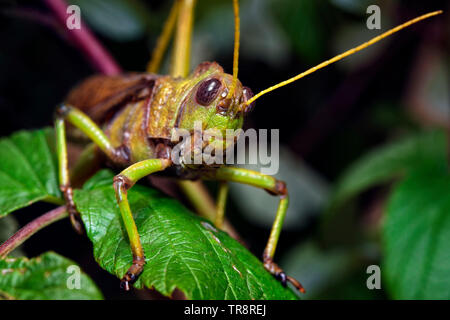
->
<box><xmin>242</xmin><ymin>86</ymin><xmax>255</xmax><ymax>114</ymax></box>
<box><xmin>196</xmin><ymin>78</ymin><xmax>222</xmax><ymax>106</ymax></box>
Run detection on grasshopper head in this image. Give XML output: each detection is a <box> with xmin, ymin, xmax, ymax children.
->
<box><xmin>172</xmin><ymin>62</ymin><xmax>255</xmax><ymax>165</ymax></box>
<box><xmin>176</xmin><ymin>62</ymin><xmax>254</xmax><ymax>133</ymax></box>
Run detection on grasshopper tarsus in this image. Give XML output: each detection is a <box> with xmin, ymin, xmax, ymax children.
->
<box><xmin>287</xmin><ymin>276</ymin><xmax>306</xmax><ymax>294</ymax></box>
<box><xmin>120</xmin><ymin>257</ymin><xmax>146</xmax><ymax>291</ymax></box>
<box><xmin>69</xmin><ymin>212</ymin><xmax>85</xmax><ymax>235</ymax></box>
<box><xmin>60</xmin><ymin>184</ymin><xmax>85</xmax><ymax>235</ymax></box>
<box><xmin>264</xmin><ymin>257</ymin><xmax>305</xmax><ymax>294</ymax></box>
<box><xmin>120</xmin><ymin>280</ymin><xmax>130</xmax><ymax>291</ymax></box>
<box><xmin>276</xmin><ymin>272</ymin><xmax>287</xmax><ymax>287</ymax></box>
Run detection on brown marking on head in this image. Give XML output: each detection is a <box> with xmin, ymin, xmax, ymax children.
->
<box><xmin>193</xmin><ymin>62</ymin><xmax>224</xmax><ymax>77</ymax></box>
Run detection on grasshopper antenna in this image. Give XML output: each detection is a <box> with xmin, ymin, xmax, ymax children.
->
<box><xmin>245</xmin><ymin>10</ymin><xmax>443</xmax><ymax>107</ymax></box>
<box><xmin>228</xmin><ymin>0</ymin><xmax>240</xmax><ymax>99</ymax></box>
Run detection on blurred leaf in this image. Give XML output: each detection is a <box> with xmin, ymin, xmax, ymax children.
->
<box><xmin>369</xmin><ymin>102</ymin><xmax>416</xmax><ymax>132</ymax></box>
<box><xmin>194</xmin><ymin>0</ymin><xmax>289</xmax><ymax>68</ymax></box>
<box><xmin>70</xmin><ymin>0</ymin><xmax>152</xmax><ymax>41</ymax></box>
<box><xmin>282</xmin><ymin>238</ymin><xmax>384</xmax><ymax>299</ymax></box>
<box><xmin>327</xmin><ymin>130</ymin><xmax>447</xmax><ymax>213</ymax></box>
<box><xmin>270</xmin><ymin>0</ymin><xmax>326</xmax><ymax>62</ymax></box>
<box><xmin>74</xmin><ymin>170</ymin><xmax>298</xmax><ymax>300</ymax></box>
<box><xmin>282</xmin><ymin>242</ymin><xmax>353</xmax><ymax>298</ymax></box>
<box><xmin>383</xmin><ymin>165</ymin><xmax>450</xmax><ymax>299</ymax></box>
<box><xmin>323</xmin><ymin>128</ymin><xmax>449</xmax><ymax>299</ymax></box>
<box><xmin>0</xmin><ymin>128</ymin><xmax>62</xmax><ymax>217</ymax></box>
<box><xmin>417</xmin><ymin>54</ymin><xmax>450</xmax><ymax>127</ymax></box>
<box><xmin>281</xmin><ymin>241</ymin><xmax>376</xmax><ymax>299</ymax></box>
<box><xmin>0</xmin><ymin>252</ymin><xmax>103</xmax><ymax>300</ymax></box>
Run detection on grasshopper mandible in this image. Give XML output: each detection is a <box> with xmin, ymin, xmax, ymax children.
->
<box><xmin>54</xmin><ymin>0</ymin><xmax>442</xmax><ymax>293</ymax></box>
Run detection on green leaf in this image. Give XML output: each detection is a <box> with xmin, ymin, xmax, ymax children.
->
<box><xmin>383</xmin><ymin>165</ymin><xmax>450</xmax><ymax>299</ymax></box>
<box><xmin>0</xmin><ymin>128</ymin><xmax>62</xmax><ymax>217</ymax></box>
<box><xmin>74</xmin><ymin>170</ymin><xmax>298</xmax><ymax>300</ymax></box>
<box><xmin>0</xmin><ymin>252</ymin><xmax>103</xmax><ymax>300</ymax></box>
<box><xmin>327</xmin><ymin>130</ymin><xmax>447</xmax><ymax>212</ymax></box>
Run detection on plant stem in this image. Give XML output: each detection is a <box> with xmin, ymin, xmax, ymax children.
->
<box><xmin>178</xmin><ymin>180</ymin><xmax>216</xmax><ymax>221</ymax></box>
<box><xmin>0</xmin><ymin>206</ymin><xmax>68</xmax><ymax>258</ymax></box>
<box><xmin>177</xmin><ymin>181</ymin><xmax>243</xmax><ymax>242</ymax></box>
<box><xmin>147</xmin><ymin>0</ymin><xmax>179</xmax><ymax>73</ymax></box>
<box><xmin>43</xmin><ymin>0</ymin><xmax>122</xmax><ymax>75</ymax></box>
<box><xmin>171</xmin><ymin>0</ymin><xmax>195</xmax><ymax>77</ymax></box>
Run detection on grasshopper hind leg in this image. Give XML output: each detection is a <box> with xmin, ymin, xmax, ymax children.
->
<box><xmin>204</xmin><ymin>166</ymin><xmax>306</xmax><ymax>294</ymax></box>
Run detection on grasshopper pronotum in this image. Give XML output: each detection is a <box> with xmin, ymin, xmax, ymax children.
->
<box><xmin>54</xmin><ymin>0</ymin><xmax>442</xmax><ymax>292</ymax></box>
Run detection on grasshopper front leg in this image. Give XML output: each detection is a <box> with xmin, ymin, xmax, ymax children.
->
<box><xmin>205</xmin><ymin>166</ymin><xmax>305</xmax><ymax>293</ymax></box>
<box><xmin>55</xmin><ymin>104</ymin><xmax>173</xmax><ymax>289</ymax></box>
<box><xmin>113</xmin><ymin>158</ymin><xmax>172</xmax><ymax>290</ymax></box>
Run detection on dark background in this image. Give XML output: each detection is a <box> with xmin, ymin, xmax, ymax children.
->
<box><xmin>0</xmin><ymin>0</ymin><xmax>448</xmax><ymax>299</ymax></box>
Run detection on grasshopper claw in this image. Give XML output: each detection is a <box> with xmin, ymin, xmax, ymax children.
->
<box><xmin>264</xmin><ymin>258</ymin><xmax>306</xmax><ymax>294</ymax></box>
<box><xmin>61</xmin><ymin>184</ymin><xmax>85</xmax><ymax>235</ymax></box>
<box><xmin>287</xmin><ymin>275</ymin><xmax>306</xmax><ymax>294</ymax></box>
<box><xmin>275</xmin><ymin>271</ymin><xmax>287</xmax><ymax>287</ymax></box>
<box><xmin>120</xmin><ymin>279</ymin><xmax>130</xmax><ymax>291</ymax></box>
<box><xmin>120</xmin><ymin>257</ymin><xmax>146</xmax><ymax>291</ymax></box>
<box><xmin>69</xmin><ymin>212</ymin><xmax>85</xmax><ymax>235</ymax></box>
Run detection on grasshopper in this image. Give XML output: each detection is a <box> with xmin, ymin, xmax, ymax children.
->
<box><xmin>54</xmin><ymin>0</ymin><xmax>442</xmax><ymax>292</ymax></box>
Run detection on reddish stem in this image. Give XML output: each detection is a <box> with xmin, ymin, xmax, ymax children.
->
<box><xmin>0</xmin><ymin>206</ymin><xmax>68</xmax><ymax>258</ymax></box>
<box><xmin>43</xmin><ymin>0</ymin><xmax>122</xmax><ymax>75</ymax></box>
